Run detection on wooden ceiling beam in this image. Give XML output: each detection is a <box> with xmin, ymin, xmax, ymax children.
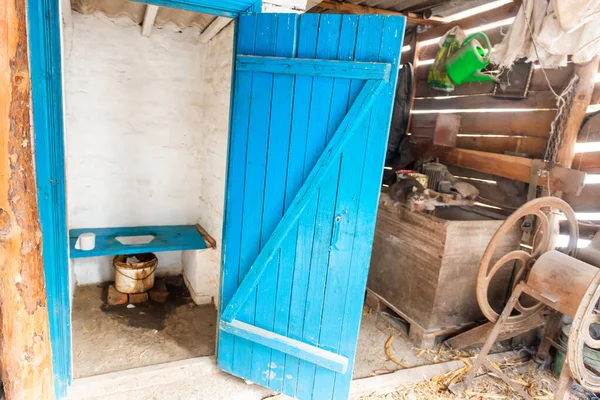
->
<box><xmin>141</xmin><ymin>5</ymin><xmax>159</xmax><ymax>37</ymax></box>
<box><xmin>199</xmin><ymin>16</ymin><xmax>232</xmax><ymax>44</ymax></box>
<box><xmin>316</xmin><ymin>0</ymin><xmax>445</xmax><ymax>25</ymax></box>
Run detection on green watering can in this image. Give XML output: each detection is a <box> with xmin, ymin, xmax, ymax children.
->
<box><xmin>445</xmin><ymin>32</ymin><xmax>495</xmax><ymax>85</ymax></box>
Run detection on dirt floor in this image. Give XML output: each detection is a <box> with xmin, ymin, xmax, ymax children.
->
<box><xmin>70</xmin><ymin>296</ymin><xmax>567</xmax><ymax>400</ymax></box>
<box><xmin>72</xmin><ymin>276</ymin><xmax>217</xmax><ymax>378</ymax></box>
<box><xmin>354</xmin><ymin>308</ymin><xmax>430</xmax><ymax>378</ymax></box>
<box><xmin>72</xmin><ymin>280</ymin><xmax>418</xmax><ymax>380</ymax></box>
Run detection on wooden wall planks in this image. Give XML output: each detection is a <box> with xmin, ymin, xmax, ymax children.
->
<box><xmin>413</xmin><ymin>91</ymin><xmax>558</xmax><ymax>111</ymax></box>
<box><xmin>456</xmin><ymin>136</ymin><xmax>547</xmax><ymax>158</ymax></box>
<box><xmin>406</xmin><ymin>2</ymin><xmax>600</xmax><ymax>218</ymax></box>
<box><xmin>219</xmin><ymin>13</ymin><xmax>405</xmax><ymax>400</ymax></box>
<box><xmin>408</xmin><ymin>0</ymin><xmax>600</xmax><ymax>166</ymax></box>
<box><xmin>411</xmin><ymin>111</ymin><xmax>555</xmax><ymax>138</ymax></box>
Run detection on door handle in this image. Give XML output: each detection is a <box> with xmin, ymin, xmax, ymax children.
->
<box><xmin>329</xmin><ymin>210</ymin><xmax>347</xmax><ymax>251</ymax></box>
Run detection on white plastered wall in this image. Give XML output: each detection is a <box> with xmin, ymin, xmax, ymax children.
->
<box><xmin>182</xmin><ymin>23</ymin><xmax>234</xmax><ymax>308</ymax></box>
<box><xmin>63</xmin><ymin>12</ymin><xmax>233</xmax><ymax>307</ymax></box>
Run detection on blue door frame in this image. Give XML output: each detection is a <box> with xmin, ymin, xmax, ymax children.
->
<box><xmin>27</xmin><ymin>0</ymin><xmax>260</xmax><ymax>398</ymax></box>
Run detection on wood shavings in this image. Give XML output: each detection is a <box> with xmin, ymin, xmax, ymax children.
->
<box><xmin>385</xmin><ymin>336</ymin><xmax>409</xmax><ymax>368</ymax></box>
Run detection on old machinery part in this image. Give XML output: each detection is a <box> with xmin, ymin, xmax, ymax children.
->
<box><xmin>476</xmin><ymin>197</ymin><xmax>579</xmax><ymax>327</ymax></box>
<box><xmin>462</xmin><ymin>197</ymin><xmax>600</xmax><ymax>399</ymax></box>
<box><xmin>568</xmin><ymin>268</ymin><xmax>600</xmax><ymax>393</ymax></box>
<box><xmin>422</xmin><ymin>162</ymin><xmax>448</xmax><ymax>190</ymax></box>
<box><xmin>438</xmin><ymin>180</ymin><xmax>452</xmax><ymax>193</ymax></box>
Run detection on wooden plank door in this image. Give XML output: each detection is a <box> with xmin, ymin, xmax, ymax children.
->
<box><xmin>219</xmin><ymin>13</ymin><xmax>405</xmax><ymax>400</ymax></box>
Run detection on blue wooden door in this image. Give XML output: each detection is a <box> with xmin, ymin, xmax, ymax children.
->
<box><xmin>219</xmin><ymin>13</ymin><xmax>405</xmax><ymax>400</ymax></box>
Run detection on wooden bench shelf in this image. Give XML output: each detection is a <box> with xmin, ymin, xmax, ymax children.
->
<box><xmin>69</xmin><ymin>224</ymin><xmax>214</xmax><ymax>259</ymax></box>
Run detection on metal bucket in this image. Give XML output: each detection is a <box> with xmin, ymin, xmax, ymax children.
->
<box><xmin>113</xmin><ymin>253</ymin><xmax>157</xmax><ymax>294</ymax></box>
<box><xmin>554</xmin><ymin>324</ymin><xmax>600</xmax><ymax>377</ymax></box>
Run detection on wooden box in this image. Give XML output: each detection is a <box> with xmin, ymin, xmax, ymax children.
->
<box><xmin>367</xmin><ymin>194</ymin><xmax>520</xmax><ymax>348</ymax></box>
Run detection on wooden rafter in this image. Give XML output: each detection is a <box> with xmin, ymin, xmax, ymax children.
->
<box><xmin>315</xmin><ymin>0</ymin><xmax>445</xmax><ymax>25</ymax></box>
<box><xmin>199</xmin><ymin>16</ymin><xmax>231</xmax><ymax>44</ymax></box>
<box><xmin>141</xmin><ymin>5</ymin><xmax>159</xmax><ymax>37</ymax></box>
<box><xmin>0</xmin><ymin>0</ymin><xmax>55</xmax><ymax>397</ymax></box>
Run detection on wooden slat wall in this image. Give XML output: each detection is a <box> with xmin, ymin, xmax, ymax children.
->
<box><xmin>407</xmin><ymin>3</ymin><xmax>600</xmax><ymax>216</ymax></box>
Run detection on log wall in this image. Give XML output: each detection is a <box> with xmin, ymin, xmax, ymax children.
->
<box><xmin>0</xmin><ymin>0</ymin><xmax>55</xmax><ymax>397</ymax></box>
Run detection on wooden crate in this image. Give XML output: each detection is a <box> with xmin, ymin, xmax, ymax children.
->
<box><xmin>367</xmin><ymin>194</ymin><xmax>521</xmax><ymax>348</ymax></box>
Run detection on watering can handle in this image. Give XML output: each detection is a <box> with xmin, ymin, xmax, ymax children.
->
<box><xmin>464</xmin><ymin>32</ymin><xmax>492</xmax><ymax>56</ymax></box>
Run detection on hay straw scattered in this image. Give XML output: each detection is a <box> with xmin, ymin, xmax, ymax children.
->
<box><xmin>414</xmin><ymin>346</ymin><xmax>478</xmax><ymax>364</ymax></box>
<box><xmin>385</xmin><ymin>336</ymin><xmax>409</xmax><ymax>368</ymax></box>
<box><xmin>358</xmin><ymin>360</ymin><xmax>557</xmax><ymax>400</ymax></box>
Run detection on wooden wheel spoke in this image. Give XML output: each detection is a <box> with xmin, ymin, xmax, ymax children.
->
<box><xmin>486</xmin><ymin>251</ymin><xmax>531</xmax><ymax>281</ymax></box>
<box><xmin>530</xmin><ymin>210</ymin><xmax>550</xmax><ymax>259</ymax></box>
<box><xmin>479</xmin><ymin>250</ymin><xmax>532</xmax><ymax>322</ymax></box>
<box><xmin>584</xmin><ymin>314</ymin><xmax>600</xmax><ymax>349</ymax></box>
<box><xmin>515</xmin><ymin>301</ymin><xmax>539</xmax><ymax>314</ymax></box>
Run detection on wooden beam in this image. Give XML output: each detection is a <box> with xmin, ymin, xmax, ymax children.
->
<box><xmin>444</xmin><ymin>312</ymin><xmax>546</xmax><ymax>350</ymax></box>
<box><xmin>573</xmin><ymin>151</ymin><xmax>600</xmax><ymax>173</ymax></box>
<box><xmin>316</xmin><ymin>0</ymin><xmax>444</xmax><ymax>25</ymax></box>
<box><xmin>220</xmin><ymin>319</ymin><xmax>348</xmax><ymax>373</ymax></box>
<box><xmin>262</xmin><ymin>0</ymin><xmax>307</xmax><ymax>12</ymax></box>
<box><xmin>0</xmin><ymin>0</ymin><xmax>54</xmax><ymax>397</ymax></box>
<box><xmin>439</xmin><ymin>148</ymin><xmax>586</xmax><ymax>194</ymax></box>
<box><xmin>236</xmin><ymin>55</ymin><xmax>391</xmax><ymax>80</ymax></box>
<box><xmin>556</xmin><ymin>57</ymin><xmax>600</xmax><ymax>168</ymax></box>
<box><xmin>141</xmin><ymin>5</ymin><xmax>159</xmax><ymax>37</ymax></box>
<box><xmin>199</xmin><ymin>16</ymin><xmax>232</xmax><ymax>44</ymax></box>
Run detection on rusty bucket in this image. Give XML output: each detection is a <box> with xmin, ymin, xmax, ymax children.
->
<box><xmin>113</xmin><ymin>253</ymin><xmax>157</xmax><ymax>294</ymax></box>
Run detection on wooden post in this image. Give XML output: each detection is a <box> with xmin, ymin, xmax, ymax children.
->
<box><xmin>0</xmin><ymin>0</ymin><xmax>55</xmax><ymax>398</ymax></box>
<box><xmin>557</xmin><ymin>57</ymin><xmax>600</xmax><ymax>168</ymax></box>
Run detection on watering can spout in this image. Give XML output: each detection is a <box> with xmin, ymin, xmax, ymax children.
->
<box><xmin>468</xmin><ymin>70</ymin><xmax>496</xmax><ymax>83</ymax></box>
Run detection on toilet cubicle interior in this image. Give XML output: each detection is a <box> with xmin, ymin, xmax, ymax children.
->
<box><xmin>64</xmin><ymin>8</ymin><xmax>234</xmax><ymax>377</ymax></box>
